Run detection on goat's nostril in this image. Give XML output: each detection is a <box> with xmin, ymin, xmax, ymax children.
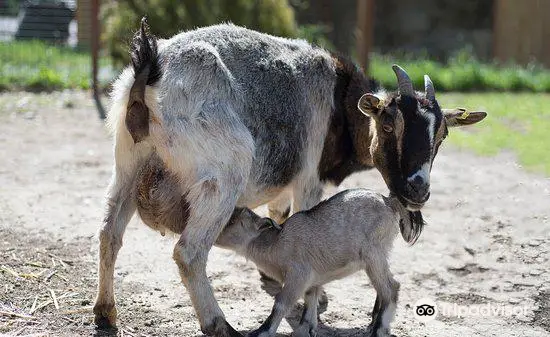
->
<box><xmin>412</xmin><ymin>175</ymin><xmax>424</xmax><ymax>186</ymax></box>
<box><xmin>406</xmin><ymin>179</ymin><xmax>430</xmax><ymax>200</ymax></box>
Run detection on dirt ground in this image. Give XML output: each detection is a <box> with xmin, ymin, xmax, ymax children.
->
<box><xmin>0</xmin><ymin>91</ymin><xmax>549</xmax><ymax>337</ymax></box>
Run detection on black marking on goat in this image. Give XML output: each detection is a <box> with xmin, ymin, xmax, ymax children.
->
<box><xmin>399</xmin><ymin>96</ymin><xmax>433</xmax><ymax>177</ymax></box>
<box><xmin>126</xmin><ymin>17</ymin><xmax>162</xmax><ymax>143</ymax></box>
<box><xmin>130</xmin><ymin>17</ymin><xmax>161</xmax><ymax>85</ymax></box>
<box><xmin>237</xmin><ymin>50</ymin><xmax>308</xmax><ymax>188</ymax></box>
<box><xmin>377</xmin><ymin>115</ymin><xmax>403</xmax><ymax>196</ymax></box>
<box><xmin>318</xmin><ymin>54</ymin><xmax>378</xmax><ymax>185</ymax></box>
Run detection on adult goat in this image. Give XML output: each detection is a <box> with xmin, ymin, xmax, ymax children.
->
<box><xmin>93</xmin><ymin>19</ymin><xmax>486</xmax><ymax>336</ymax></box>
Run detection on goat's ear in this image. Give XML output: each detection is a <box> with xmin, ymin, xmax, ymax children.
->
<box><xmin>444</xmin><ymin>108</ymin><xmax>487</xmax><ymax>127</ymax></box>
<box><xmin>358</xmin><ymin>93</ymin><xmax>385</xmax><ymax>118</ymax></box>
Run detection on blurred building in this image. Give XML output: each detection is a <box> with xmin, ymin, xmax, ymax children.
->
<box><xmin>1</xmin><ymin>0</ymin><xmax>549</xmax><ymax>67</ymax></box>
<box><xmin>296</xmin><ymin>0</ymin><xmax>550</xmax><ymax>68</ymax></box>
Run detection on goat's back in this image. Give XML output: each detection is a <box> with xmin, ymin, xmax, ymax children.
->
<box><xmin>156</xmin><ymin>24</ymin><xmax>337</xmax><ymax>188</ymax></box>
<box><xmin>274</xmin><ymin>189</ymin><xmax>400</xmax><ymax>264</ymax></box>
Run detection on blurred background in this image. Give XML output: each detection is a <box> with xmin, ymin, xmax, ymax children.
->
<box><xmin>1</xmin><ymin>0</ymin><xmax>549</xmax><ymax>174</ymax></box>
<box><xmin>0</xmin><ymin>2</ymin><xmax>549</xmax><ymax>336</ymax></box>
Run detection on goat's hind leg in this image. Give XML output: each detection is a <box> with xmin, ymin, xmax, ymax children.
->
<box><xmin>292</xmin><ymin>286</ymin><xmax>321</xmax><ymax>337</ymax></box>
<box><xmin>267</xmin><ymin>190</ymin><xmax>292</xmax><ymax>223</ymax></box>
<box><xmin>93</xmin><ymin>172</ymin><xmax>137</xmax><ymax>329</ymax></box>
<box><xmin>249</xmin><ymin>272</ymin><xmax>308</xmax><ymax>337</ymax></box>
<box><xmin>173</xmin><ymin>176</ymin><xmax>246</xmax><ymax>337</ymax></box>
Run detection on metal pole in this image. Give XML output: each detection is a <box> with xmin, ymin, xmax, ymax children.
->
<box><xmin>91</xmin><ymin>0</ymin><xmax>105</xmax><ymax>119</ymax></box>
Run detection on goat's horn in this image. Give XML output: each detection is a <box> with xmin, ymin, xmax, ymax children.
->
<box><xmin>424</xmin><ymin>75</ymin><xmax>435</xmax><ymax>102</ymax></box>
<box><xmin>392</xmin><ymin>64</ymin><xmax>414</xmax><ymax>96</ymax></box>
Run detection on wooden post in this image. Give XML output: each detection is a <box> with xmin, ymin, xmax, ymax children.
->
<box><xmin>91</xmin><ymin>0</ymin><xmax>105</xmax><ymax>119</ymax></box>
<box><xmin>77</xmin><ymin>0</ymin><xmax>92</xmax><ymax>49</ymax></box>
<box><xmin>493</xmin><ymin>0</ymin><xmax>550</xmax><ymax>67</ymax></box>
<box><xmin>356</xmin><ymin>0</ymin><xmax>375</xmax><ymax>73</ymax></box>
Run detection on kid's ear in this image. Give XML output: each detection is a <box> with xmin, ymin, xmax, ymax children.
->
<box><xmin>358</xmin><ymin>93</ymin><xmax>385</xmax><ymax>118</ymax></box>
<box><xmin>258</xmin><ymin>217</ymin><xmax>281</xmax><ymax>231</ymax></box>
<box><xmin>443</xmin><ymin>108</ymin><xmax>487</xmax><ymax>127</ymax></box>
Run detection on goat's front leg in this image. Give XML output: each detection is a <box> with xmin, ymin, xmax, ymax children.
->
<box><xmin>93</xmin><ymin>174</ymin><xmax>137</xmax><ymax>328</ymax></box>
<box><xmin>292</xmin><ymin>286</ymin><xmax>321</xmax><ymax>337</ymax></box>
<box><xmin>258</xmin><ymin>192</ymin><xmax>290</xmax><ymax>297</ymax></box>
<box><xmin>370</xmin><ymin>295</ymin><xmax>381</xmax><ymax>323</ymax></box>
<box><xmin>249</xmin><ymin>272</ymin><xmax>308</xmax><ymax>337</ymax></box>
<box><xmin>364</xmin><ymin>255</ymin><xmax>400</xmax><ymax>337</ymax></box>
<box><xmin>291</xmin><ymin>176</ymin><xmax>328</xmax><ymax>311</ymax></box>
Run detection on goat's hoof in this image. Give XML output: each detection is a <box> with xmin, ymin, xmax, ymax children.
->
<box><xmin>202</xmin><ymin>317</ymin><xmax>243</xmax><ymax>337</ymax></box>
<box><xmin>93</xmin><ymin>302</ymin><xmax>117</xmax><ymax>329</ymax></box>
<box><xmin>292</xmin><ymin>324</ymin><xmax>317</xmax><ymax>337</ymax></box>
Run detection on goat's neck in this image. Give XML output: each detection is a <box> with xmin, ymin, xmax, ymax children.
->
<box><xmin>245</xmin><ymin>228</ymin><xmax>281</xmax><ymax>265</ymax></box>
<box><xmin>318</xmin><ymin>55</ymin><xmax>377</xmax><ymax>184</ymax></box>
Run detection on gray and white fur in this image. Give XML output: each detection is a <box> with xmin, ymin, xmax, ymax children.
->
<box><xmin>217</xmin><ymin>188</ymin><xmax>410</xmax><ymax>337</ymax></box>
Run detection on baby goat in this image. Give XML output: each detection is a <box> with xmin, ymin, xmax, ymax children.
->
<box><xmin>216</xmin><ymin>188</ymin><xmax>419</xmax><ymax>337</ymax></box>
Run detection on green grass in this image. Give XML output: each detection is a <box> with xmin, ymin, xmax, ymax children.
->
<box><xmin>0</xmin><ymin>40</ymin><xmax>112</xmax><ymax>91</ymax></box>
<box><xmin>3</xmin><ymin>40</ymin><xmax>550</xmax><ymax>93</ymax></box>
<box><xmin>371</xmin><ymin>52</ymin><xmax>550</xmax><ymax>92</ymax></box>
<box><xmin>439</xmin><ymin>93</ymin><xmax>550</xmax><ymax>175</ymax></box>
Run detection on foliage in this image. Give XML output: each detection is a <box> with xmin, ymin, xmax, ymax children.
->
<box><xmin>2</xmin><ymin>0</ymin><xmax>20</xmax><ymax>16</ymax></box>
<box><xmin>0</xmin><ymin>41</ymin><xmax>111</xmax><ymax>91</ymax></box>
<box><xmin>370</xmin><ymin>51</ymin><xmax>550</xmax><ymax>93</ymax></box>
<box><xmin>296</xmin><ymin>24</ymin><xmax>333</xmax><ymax>50</ymax></box>
<box><xmin>439</xmin><ymin>93</ymin><xmax>550</xmax><ymax>175</ymax></box>
<box><xmin>102</xmin><ymin>0</ymin><xmax>298</xmax><ymax>65</ymax></box>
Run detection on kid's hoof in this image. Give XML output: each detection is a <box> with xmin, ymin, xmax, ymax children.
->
<box><xmin>247</xmin><ymin>329</ymin><xmax>271</xmax><ymax>337</ymax></box>
<box><xmin>292</xmin><ymin>324</ymin><xmax>317</xmax><ymax>337</ymax></box>
<box><xmin>93</xmin><ymin>303</ymin><xmax>117</xmax><ymax>329</ymax></box>
<box><xmin>368</xmin><ymin>326</ymin><xmax>392</xmax><ymax>337</ymax></box>
<box><xmin>202</xmin><ymin>317</ymin><xmax>243</xmax><ymax>337</ymax></box>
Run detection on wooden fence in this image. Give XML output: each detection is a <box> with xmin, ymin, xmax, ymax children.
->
<box><xmin>493</xmin><ymin>0</ymin><xmax>550</xmax><ymax>67</ymax></box>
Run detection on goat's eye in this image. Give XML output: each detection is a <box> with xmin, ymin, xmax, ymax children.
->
<box><xmin>382</xmin><ymin>124</ymin><xmax>393</xmax><ymax>133</ymax></box>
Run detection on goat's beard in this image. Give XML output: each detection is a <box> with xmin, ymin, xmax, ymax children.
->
<box><xmin>390</xmin><ymin>191</ymin><xmax>426</xmax><ymax>245</ymax></box>
<box><xmin>404</xmin><ymin>210</ymin><xmax>425</xmax><ymax>245</ymax></box>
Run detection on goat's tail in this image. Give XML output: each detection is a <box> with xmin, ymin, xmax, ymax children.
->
<box><xmin>125</xmin><ymin>16</ymin><xmax>162</xmax><ymax>143</ymax></box>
